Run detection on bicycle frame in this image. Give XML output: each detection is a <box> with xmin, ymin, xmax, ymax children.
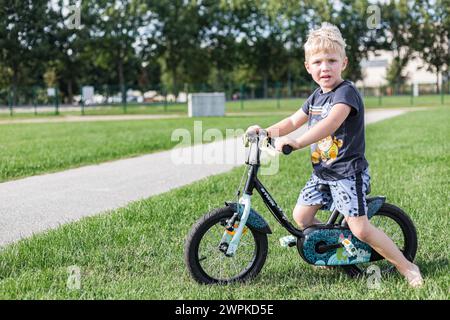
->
<box><xmin>224</xmin><ymin>135</ymin><xmax>343</xmax><ymax>256</ymax></box>
<box><xmin>244</xmin><ymin>164</ymin><xmax>304</xmax><ymax>238</ymax></box>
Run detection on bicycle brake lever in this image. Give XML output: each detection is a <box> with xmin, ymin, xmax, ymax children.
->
<box><xmin>260</xmin><ymin>136</ymin><xmax>278</xmax><ymax>157</ymax></box>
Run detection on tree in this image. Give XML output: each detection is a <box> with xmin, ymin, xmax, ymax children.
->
<box><xmin>0</xmin><ymin>1</ymin><xmax>55</xmax><ymax>104</ymax></box>
<box><xmin>222</xmin><ymin>1</ymin><xmax>290</xmax><ymax>98</ymax></box>
<box><xmin>46</xmin><ymin>0</ymin><xmax>96</xmax><ymax>103</ymax></box>
<box><xmin>90</xmin><ymin>0</ymin><xmax>148</xmax><ymax>101</ymax></box>
<box><xmin>385</xmin><ymin>57</ymin><xmax>409</xmax><ymax>89</ymax></box>
<box><xmin>378</xmin><ymin>0</ymin><xmax>420</xmax><ymax>90</ymax></box>
<box><xmin>265</xmin><ymin>0</ymin><xmax>311</xmax><ymax>93</ymax></box>
<box><xmin>201</xmin><ymin>2</ymin><xmax>242</xmax><ymax>91</ymax></box>
<box><xmin>331</xmin><ymin>0</ymin><xmax>375</xmax><ymax>82</ymax></box>
<box><xmin>1</xmin><ymin>0</ymin><xmax>448</xmax><ymax>100</ymax></box>
<box><xmin>148</xmin><ymin>0</ymin><xmax>209</xmax><ymax>95</ymax></box>
<box><xmin>414</xmin><ymin>0</ymin><xmax>449</xmax><ymax>93</ymax></box>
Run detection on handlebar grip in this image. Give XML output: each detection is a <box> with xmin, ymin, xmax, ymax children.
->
<box><xmin>282</xmin><ymin>144</ymin><xmax>293</xmax><ymax>155</ymax></box>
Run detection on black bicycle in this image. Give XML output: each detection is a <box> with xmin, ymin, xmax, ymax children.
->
<box><xmin>184</xmin><ymin>131</ymin><xmax>418</xmax><ymax>284</ymax></box>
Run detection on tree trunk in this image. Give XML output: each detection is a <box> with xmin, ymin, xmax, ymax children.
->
<box><xmin>435</xmin><ymin>66</ymin><xmax>440</xmax><ymax>94</ymax></box>
<box><xmin>171</xmin><ymin>66</ymin><xmax>178</xmax><ymax>98</ymax></box>
<box><xmin>263</xmin><ymin>73</ymin><xmax>268</xmax><ymax>99</ymax></box>
<box><xmin>12</xmin><ymin>64</ymin><xmax>19</xmax><ymax>106</ymax></box>
<box><xmin>287</xmin><ymin>67</ymin><xmax>292</xmax><ymax>98</ymax></box>
<box><xmin>118</xmin><ymin>57</ymin><xmax>125</xmax><ymax>103</ymax></box>
<box><xmin>67</xmin><ymin>79</ymin><xmax>73</xmax><ymax>105</ymax></box>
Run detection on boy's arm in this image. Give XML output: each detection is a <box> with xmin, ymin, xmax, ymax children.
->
<box><xmin>293</xmin><ymin>103</ymin><xmax>351</xmax><ymax>149</ymax></box>
<box><xmin>265</xmin><ymin>109</ymin><xmax>309</xmax><ymax>137</ymax></box>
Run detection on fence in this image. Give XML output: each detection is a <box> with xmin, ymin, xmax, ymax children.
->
<box><xmin>0</xmin><ymin>80</ymin><xmax>449</xmax><ymax>116</ymax></box>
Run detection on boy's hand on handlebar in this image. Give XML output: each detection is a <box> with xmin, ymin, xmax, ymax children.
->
<box><xmin>245</xmin><ymin>125</ymin><xmax>263</xmax><ymax>136</ymax></box>
<box><xmin>274</xmin><ymin>136</ymin><xmax>300</xmax><ymax>153</ymax></box>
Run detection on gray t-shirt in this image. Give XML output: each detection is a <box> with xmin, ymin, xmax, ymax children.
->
<box><xmin>301</xmin><ymin>80</ymin><xmax>369</xmax><ymax>180</ymax></box>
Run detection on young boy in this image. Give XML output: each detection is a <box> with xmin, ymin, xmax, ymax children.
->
<box><xmin>246</xmin><ymin>23</ymin><xmax>423</xmax><ymax>287</ymax></box>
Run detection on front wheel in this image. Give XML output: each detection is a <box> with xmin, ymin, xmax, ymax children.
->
<box><xmin>184</xmin><ymin>206</ymin><xmax>268</xmax><ymax>284</ymax></box>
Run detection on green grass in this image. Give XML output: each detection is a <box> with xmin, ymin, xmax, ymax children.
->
<box><xmin>0</xmin><ymin>115</ymin><xmax>286</xmax><ymax>182</ymax></box>
<box><xmin>1</xmin><ymin>94</ymin><xmax>449</xmax><ymax>119</ymax></box>
<box><xmin>227</xmin><ymin>94</ymin><xmax>450</xmax><ymax>113</ymax></box>
<box><xmin>0</xmin><ymin>107</ymin><xmax>448</xmax><ymax>299</ymax></box>
<box><xmin>1</xmin><ymin>98</ymin><xmax>448</xmax><ymax>183</ymax></box>
<box><xmin>71</xmin><ymin>103</ymin><xmax>188</xmax><ymax>116</ymax></box>
<box><xmin>365</xmin><ymin>94</ymin><xmax>450</xmax><ymax>108</ymax></box>
<box><xmin>0</xmin><ymin>103</ymin><xmax>187</xmax><ymax>119</ymax></box>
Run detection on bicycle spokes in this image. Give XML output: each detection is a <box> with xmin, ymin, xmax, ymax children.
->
<box><xmin>198</xmin><ymin>220</ymin><xmax>256</xmax><ymax>282</ymax></box>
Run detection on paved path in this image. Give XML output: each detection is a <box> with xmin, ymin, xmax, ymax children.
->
<box><xmin>0</xmin><ymin>109</ymin><xmax>411</xmax><ymax>246</ymax></box>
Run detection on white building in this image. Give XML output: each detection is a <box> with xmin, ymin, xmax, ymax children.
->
<box><xmin>356</xmin><ymin>50</ymin><xmax>444</xmax><ymax>94</ymax></box>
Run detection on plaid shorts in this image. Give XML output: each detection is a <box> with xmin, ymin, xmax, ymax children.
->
<box><xmin>297</xmin><ymin>168</ymin><xmax>371</xmax><ymax>217</ymax></box>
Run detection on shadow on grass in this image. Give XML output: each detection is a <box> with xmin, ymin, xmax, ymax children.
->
<box><xmin>415</xmin><ymin>257</ymin><xmax>449</xmax><ymax>278</ymax></box>
<box><xmin>256</xmin><ymin>263</ymin><xmax>349</xmax><ymax>284</ymax></box>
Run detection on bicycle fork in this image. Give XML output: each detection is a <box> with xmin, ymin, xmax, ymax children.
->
<box><xmin>218</xmin><ymin>193</ymin><xmax>252</xmax><ymax>257</ymax></box>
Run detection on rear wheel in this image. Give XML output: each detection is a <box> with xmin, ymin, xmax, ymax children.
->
<box><xmin>184</xmin><ymin>206</ymin><xmax>268</xmax><ymax>284</ymax></box>
<box><xmin>341</xmin><ymin>203</ymin><xmax>418</xmax><ymax>277</ymax></box>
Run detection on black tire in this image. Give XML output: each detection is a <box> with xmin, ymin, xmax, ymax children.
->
<box><xmin>342</xmin><ymin>202</ymin><xmax>418</xmax><ymax>277</ymax></box>
<box><xmin>184</xmin><ymin>206</ymin><xmax>268</xmax><ymax>284</ymax></box>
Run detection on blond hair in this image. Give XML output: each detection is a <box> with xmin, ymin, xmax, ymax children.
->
<box><xmin>304</xmin><ymin>22</ymin><xmax>347</xmax><ymax>61</ymax></box>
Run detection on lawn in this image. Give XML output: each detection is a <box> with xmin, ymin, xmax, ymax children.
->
<box><xmin>1</xmin><ymin>94</ymin><xmax>448</xmax><ymax>119</ymax></box>
<box><xmin>226</xmin><ymin>94</ymin><xmax>450</xmax><ymax>112</ymax></box>
<box><xmin>0</xmin><ymin>115</ymin><xmax>285</xmax><ymax>182</ymax></box>
<box><xmin>1</xmin><ymin>98</ymin><xmax>448</xmax><ymax>183</ymax></box>
<box><xmin>0</xmin><ymin>107</ymin><xmax>448</xmax><ymax>299</ymax></box>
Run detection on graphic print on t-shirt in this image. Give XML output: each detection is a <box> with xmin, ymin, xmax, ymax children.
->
<box><xmin>311</xmin><ymin>135</ymin><xmax>344</xmax><ymax>165</ymax></box>
<box><xmin>309</xmin><ymin>102</ymin><xmax>343</xmax><ymax>165</ymax></box>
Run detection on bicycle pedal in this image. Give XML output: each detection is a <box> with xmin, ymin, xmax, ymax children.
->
<box><xmin>279</xmin><ymin>235</ymin><xmax>296</xmax><ymax>247</ymax></box>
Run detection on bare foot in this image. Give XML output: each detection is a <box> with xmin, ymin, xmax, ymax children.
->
<box><xmin>402</xmin><ymin>264</ymin><xmax>424</xmax><ymax>288</ymax></box>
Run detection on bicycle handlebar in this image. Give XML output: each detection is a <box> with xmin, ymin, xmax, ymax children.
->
<box><xmin>261</xmin><ymin>133</ymin><xmax>294</xmax><ymax>156</ymax></box>
<box><xmin>282</xmin><ymin>144</ymin><xmax>293</xmax><ymax>155</ymax></box>
<box><xmin>244</xmin><ymin>131</ymin><xmax>294</xmax><ymax>156</ymax></box>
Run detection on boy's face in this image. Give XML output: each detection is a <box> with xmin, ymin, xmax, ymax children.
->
<box><xmin>304</xmin><ymin>50</ymin><xmax>348</xmax><ymax>92</ymax></box>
